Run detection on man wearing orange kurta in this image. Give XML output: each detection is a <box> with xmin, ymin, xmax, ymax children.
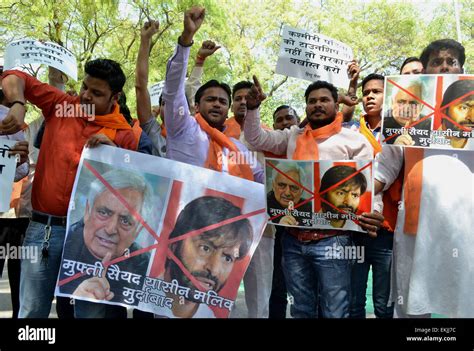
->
<box><xmin>1</xmin><ymin>59</ymin><xmax>138</xmax><ymax>318</ymax></box>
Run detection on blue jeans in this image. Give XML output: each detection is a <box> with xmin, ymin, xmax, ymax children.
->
<box><xmin>282</xmin><ymin>232</ymin><xmax>353</xmax><ymax>318</ymax></box>
<box><xmin>19</xmin><ymin>219</ymin><xmax>66</xmax><ymax>318</ymax></box>
<box><xmin>350</xmin><ymin>228</ymin><xmax>394</xmax><ymax>318</ymax></box>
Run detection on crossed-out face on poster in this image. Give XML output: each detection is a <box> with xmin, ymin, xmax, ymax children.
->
<box><xmin>381</xmin><ymin>74</ymin><xmax>474</xmax><ymax>150</ymax></box>
<box><xmin>265</xmin><ymin>158</ymin><xmax>373</xmax><ymax>232</ymax></box>
<box><xmin>55</xmin><ymin>145</ymin><xmax>267</xmax><ymax>318</ymax></box>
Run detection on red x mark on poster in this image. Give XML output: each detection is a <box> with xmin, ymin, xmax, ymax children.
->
<box><xmin>384</xmin><ymin>76</ymin><xmax>474</xmax><ymax>143</ymax></box>
<box><xmin>266</xmin><ymin>160</ymin><xmax>372</xmax><ymax>226</ymax></box>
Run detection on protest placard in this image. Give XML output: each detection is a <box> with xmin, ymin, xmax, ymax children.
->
<box><xmin>0</xmin><ymin>139</ymin><xmax>20</xmax><ymax>212</ymax></box>
<box><xmin>381</xmin><ymin>74</ymin><xmax>474</xmax><ymax>150</ymax></box>
<box><xmin>4</xmin><ymin>39</ymin><xmax>77</xmax><ymax>80</ymax></box>
<box><xmin>275</xmin><ymin>25</ymin><xmax>353</xmax><ymax>89</ymax></box>
<box><xmin>55</xmin><ymin>145</ymin><xmax>267</xmax><ymax>318</ymax></box>
<box><xmin>149</xmin><ymin>81</ymin><xmax>165</xmax><ymax>107</ymax></box>
<box><xmin>265</xmin><ymin>158</ymin><xmax>373</xmax><ymax>232</ymax></box>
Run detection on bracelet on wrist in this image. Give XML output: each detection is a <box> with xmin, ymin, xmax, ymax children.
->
<box><xmin>178</xmin><ymin>36</ymin><xmax>194</xmax><ymax>47</ymax></box>
<box><xmin>195</xmin><ymin>55</ymin><xmax>206</xmax><ymax>65</ymax></box>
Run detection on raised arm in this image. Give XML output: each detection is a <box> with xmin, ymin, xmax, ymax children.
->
<box><xmin>340</xmin><ymin>60</ymin><xmax>360</xmax><ymax>122</ymax></box>
<box><xmin>48</xmin><ymin>66</ymin><xmax>68</xmax><ymax>91</ymax></box>
<box><xmin>135</xmin><ymin>20</ymin><xmax>160</xmax><ymax>125</ymax></box>
<box><xmin>0</xmin><ymin>74</ymin><xmax>26</xmax><ymax>134</ymax></box>
<box><xmin>1</xmin><ymin>70</ymin><xmax>75</xmax><ymax>135</ymax></box>
<box><xmin>185</xmin><ymin>40</ymin><xmax>220</xmax><ymax>114</ymax></box>
<box><xmin>243</xmin><ymin>75</ymin><xmax>290</xmax><ymax>155</ymax></box>
<box><xmin>163</xmin><ymin>7</ymin><xmax>205</xmax><ymax>137</ymax></box>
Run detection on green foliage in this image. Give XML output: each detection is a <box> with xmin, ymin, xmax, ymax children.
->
<box><xmin>0</xmin><ymin>0</ymin><xmax>472</xmax><ymax>127</ymax></box>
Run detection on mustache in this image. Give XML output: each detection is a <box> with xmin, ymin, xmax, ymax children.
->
<box><xmin>192</xmin><ymin>270</ymin><xmax>219</xmax><ymax>289</ymax></box>
<box><xmin>337</xmin><ymin>205</ymin><xmax>356</xmax><ymax>213</ymax></box>
<box><xmin>312</xmin><ymin>107</ymin><xmax>326</xmax><ymax>115</ymax></box>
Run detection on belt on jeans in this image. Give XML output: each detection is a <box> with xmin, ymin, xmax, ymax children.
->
<box><xmin>287</xmin><ymin>227</ymin><xmax>342</xmax><ymax>242</ymax></box>
<box><xmin>31</xmin><ymin>211</ymin><xmax>67</xmax><ymax>227</ymax></box>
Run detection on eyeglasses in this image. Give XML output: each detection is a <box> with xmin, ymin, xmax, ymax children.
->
<box><xmin>276</xmin><ymin>182</ymin><xmax>301</xmax><ymax>192</ymax></box>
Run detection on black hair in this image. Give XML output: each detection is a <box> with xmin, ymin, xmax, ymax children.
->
<box><xmin>420</xmin><ymin>39</ymin><xmax>465</xmax><ymax>69</ymax></box>
<box><xmin>232</xmin><ymin>81</ymin><xmax>252</xmax><ymax>99</ymax></box>
<box><xmin>320</xmin><ymin>165</ymin><xmax>367</xmax><ymax>195</ymax></box>
<box><xmin>361</xmin><ymin>73</ymin><xmax>385</xmax><ymax>91</ymax></box>
<box><xmin>441</xmin><ymin>80</ymin><xmax>474</xmax><ymax>114</ymax></box>
<box><xmin>273</xmin><ymin>105</ymin><xmax>298</xmax><ymax>120</ymax></box>
<box><xmin>304</xmin><ymin>80</ymin><xmax>338</xmax><ymax>103</ymax></box>
<box><xmin>169</xmin><ymin>196</ymin><xmax>252</xmax><ymax>260</ymax></box>
<box><xmin>194</xmin><ymin>80</ymin><xmax>232</xmax><ymax>106</ymax></box>
<box><xmin>84</xmin><ymin>58</ymin><xmax>126</xmax><ymax>95</ymax></box>
<box><xmin>117</xmin><ymin>92</ymin><xmax>133</xmax><ymax>125</ymax></box>
<box><xmin>399</xmin><ymin>57</ymin><xmax>422</xmax><ymax>74</ymax></box>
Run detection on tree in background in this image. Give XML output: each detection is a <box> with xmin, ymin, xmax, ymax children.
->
<box><xmin>0</xmin><ymin>0</ymin><xmax>471</xmax><ymax>126</ymax></box>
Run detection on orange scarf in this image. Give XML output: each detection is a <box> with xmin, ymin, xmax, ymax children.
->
<box><xmin>359</xmin><ymin>115</ymin><xmax>382</xmax><ymax>155</ymax></box>
<box><xmin>223</xmin><ymin>116</ymin><xmax>242</xmax><ymax>139</ymax></box>
<box><xmin>194</xmin><ymin>113</ymin><xmax>254</xmax><ymax>181</ymax></box>
<box><xmin>293</xmin><ymin>113</ymin><xmax>343</xmax><ymax>160</ymax></box>
<box><xmin>92</xmin><ymin>104</ymin><xmax>132</xmax><ymax>141</ymax></box>
<box><xmin>160</xmin><ymin>125</ymin><xmax>167</xmax><ymax>138</ymax></box>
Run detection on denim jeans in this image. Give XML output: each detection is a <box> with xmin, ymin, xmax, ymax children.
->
<box><xmin>350</xmin><ymin>228</ymin><xmax>394</xmax><ymax>318</ymax></box>
<box><xmin>0</xmin><ymin>218</ymin><xmax>28</xmax><ymax>318</ymax></box>
<box><xmin>269</xmin><ymin>227</ymin><xmax>288</xmax><ymax>319</ymax></box>
<box><xmin>282</xmin><ymin>232</ymin><xmax>353</xmax><ymax>318</ymax></box>
<box><xmin>19</xmin><ymin>219</ymin><xmax>66</xmax><ymax>318</ymax></box>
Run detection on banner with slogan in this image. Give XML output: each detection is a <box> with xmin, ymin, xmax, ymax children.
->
<box><xmin>4</xmin><ymin>39</ymin><xmax>78</xmax><ymax>81</ymax></box>
<box><xmin>381</xmin><ymin>74</ymin><xmax>474</xmax><ymax>150</ymax></box>
<box><xmin>149</xmin><ymin>81</ymin><xmax>165</xmax><ymax>107</ymax></box>
<box><xmin>275</xmin><ymin>25</ymin><xmax>354</xmax><ymax>89</ymax></box>
<box><xmin>55</xmin><ymin>145</ymin><xmax>267</xmax><ymax>318</ymax></box>
<box><xmin>0</xmin><ymin>139</ymin><xmax>20</xmax><ymax>212</ymax></box>
<box><xmin>265</xmin><ymin>158</ymin><xmax>373</xmax><ymax>232</ymax></box>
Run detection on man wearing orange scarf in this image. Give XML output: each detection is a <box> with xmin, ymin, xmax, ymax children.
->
<box><xmin>224</xmin><ymin>81</ymin><xmax>253</xmax><ymax>139</ymax></box>
<box><xmin>1</xmin><ymin>58</ymin><xmax>138</xmax><ymax>318</ymax></box>
<box><xmin>346</xmin><ymin>73</ymin><xmax>395</xmax><ymax>319</ymax></box>
<box><xmin>244</xmin><ymin>77</ymin><xmax>383</xmax><ymax>318</ymax></box>
<box><xmin>162</xmin><ymin>7</ymin><xmax>262</xmax><ymax>183</ymax></box>
<box><xmin>374</xmin><ymin>39</ymin><xmax>473</xmax><ymax>318</ymax></box>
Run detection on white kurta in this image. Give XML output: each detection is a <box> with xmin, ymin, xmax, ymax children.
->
<box><xmin>375</xmin><ymin>146</ymin><xmax>474</xmax><ymax>317</ymax></box>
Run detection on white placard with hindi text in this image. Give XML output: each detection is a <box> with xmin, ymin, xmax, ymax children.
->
<box><xmin>276</xmin><ymin>26</ymin><xmax>353</xmax><ymax>89</ymax></box>
<box><xmin>149</xmin><ymin>81</ymin><xmax>165</xmax><ymax>107</ymax></box>
<box><xmin>4</xmin><ymin>39</ymin><xmax>77</xmax><ymax>81</ymax></box>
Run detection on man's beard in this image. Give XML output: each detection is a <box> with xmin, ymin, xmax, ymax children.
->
<box><xmin>308</xmin><ymin>109</ymin><xmax>335</xmax><ymax>128</ymax></box>
<box><xmin>167</xmin><ymin>258</ymin><xmax>221</xmax><ymax>303</ymax></box>
<box><xmin>321</xmin><ymin>203</ymin><xmax>356</xmax><ymax>218</ymax></box>
<box><xmin>443</xmin><ymin>118</ymin><xmax>473</xmax><ymax>137</ymax></box>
